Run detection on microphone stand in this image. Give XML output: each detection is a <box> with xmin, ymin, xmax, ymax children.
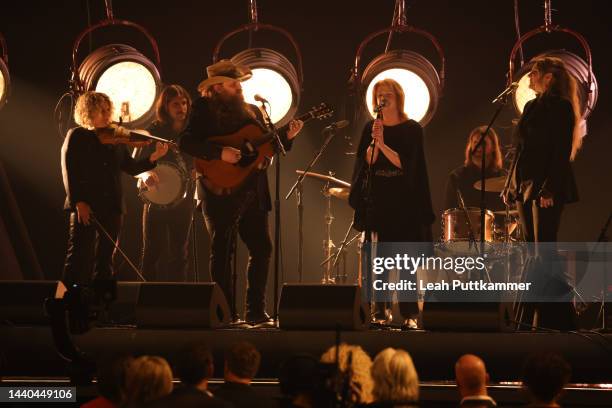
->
<box><xmin>472</xmin><ymin>88</ymin><xmax>511</xmax><ymax>266</ymax></box>
<box><xmin>362</xmin><ymin>109</ymin><xmax>382</xmax><ymax>320</ymax></box>
<box><xmin>286</xmin><ymin>126</ymin><xmax>340</xmax><ymax>282</ymax></box>
<box><xmin>259</xmin><ymin>101</ymin><xmax>283</xmax><ymax>325</ymax></box>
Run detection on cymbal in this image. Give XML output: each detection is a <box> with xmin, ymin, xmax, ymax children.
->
<box><xmin>327</xmin><ymin>187</ymin><xmax>350</xmax><ymax>200</ymax></box>
<box><xmin>295</xmin><ymin>170</ymin><xmax>351</xmax><ymax>188</ymax></box>
<box><xmin>473</xmin><ymin>176</ymin><xmax>507</xmax><ymax>193</ymax></box>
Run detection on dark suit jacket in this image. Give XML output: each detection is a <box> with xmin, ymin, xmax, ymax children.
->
<box><xmin>61</xmin><ymin>127</ymin><xmax>156</xmax><ymax>214</ymax></box>
<box><xmin>212</xmin><ymin>381</ymin><xmax>273</xmax><ymax>408</ymax></box>
<box><xmin>505</xmin><ymin>93</ymin><xmax>578</xmax><ymax>204</ymax></box>
<box><xmin>145</xmin><ymin>385</ymin><xmax>233</xmax><ymax>408</ymax></box>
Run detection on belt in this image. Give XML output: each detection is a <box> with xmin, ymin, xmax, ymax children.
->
<box><xmin>374</xmin><ymin>168</ymin><xmax>403</xmax><ymax>177</ymax></box>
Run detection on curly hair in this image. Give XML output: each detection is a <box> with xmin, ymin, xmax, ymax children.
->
<box><xmin>320</xmin><ymin>343</ymin><xmax>374</xmax><ymax>404</ymax></box>
<box><xmin>73</xmin><ymin>91</ymin><xmax>113</xmax><ymax>129</ymax></box>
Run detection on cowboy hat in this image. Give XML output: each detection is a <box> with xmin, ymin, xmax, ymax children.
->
<box><xmin>197</xmin><ymin>59</ymin><xmax>252</xmax><ymax>92</ymax></box>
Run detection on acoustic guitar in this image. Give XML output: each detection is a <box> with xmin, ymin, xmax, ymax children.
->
<box><xmin>194</xmin><ymin>103</ymin><xmax>333</xmax><ymax>194</ymax></box>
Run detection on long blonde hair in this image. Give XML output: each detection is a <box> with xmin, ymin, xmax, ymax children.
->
<box><xmin>533</xmin><ymin>56</ymin><xmax>582</xmax><ymax>160</ymax></box>
<box><xmin>371</xmin><ymin>78</ymin><xmax>408</xmax><ymax>120</ymax></box>
<box><xmin>73</xmin><ymin>91</ymin><xmax>112</xmax><ymax>130</ymax></box>
<box><xmin>464</xmin><ymin>126</ymin><xmax>503</xmax><ymax>171</ymax></box>
<box><xmin>371</xmin><ymin>348</ymin><xmax>419</xmax><ymax>402</ymax></box>
<box><xmin>320</xmin><ymin>343</ymin><xmax>374</xmax><ymax>404</ymax></box>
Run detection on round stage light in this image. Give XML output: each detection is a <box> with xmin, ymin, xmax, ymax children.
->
<box><xmin>232</xmin><ymin>48</ymin><xmax>300</xmax><ymax>126</ymax></box>
<box><xmin>0</xmin><ymin>57</ymin><xmax>9</xmax><ymax>111</ymax></box>
<box><xmin>513</xmin><ymin>50</ymin><xmax>598</xmax><ymax>118</ymax></box>
<box><xmin>362</xmin><ymin>50</ymin><xmax>441</xmax><ymax>126</ymax></box>
<box><xmin>78</xmin><ymin>44</ymin><xmax>161</xmax><ymax>128</ymax></box>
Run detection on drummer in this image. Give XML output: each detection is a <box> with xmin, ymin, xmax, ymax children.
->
<box><xmin>443</xmin><ymin>126</ymin><xmax>506</xmax><ymax>212</ymax></box>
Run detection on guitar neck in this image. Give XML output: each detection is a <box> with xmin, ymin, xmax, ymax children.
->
<box><xmin>252</xmin><ymin>111</ymin><xmax>316</xmax><ymax>148</ymax></box>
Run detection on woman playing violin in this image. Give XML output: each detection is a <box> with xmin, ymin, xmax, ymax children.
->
<box><xmin>61</xmin><ymin>91</ymin><xmax>168</xmax><ymax>286</ymax></box>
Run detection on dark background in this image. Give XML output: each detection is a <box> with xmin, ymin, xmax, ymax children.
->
<box><xmin>1</xmin><ymin>1</ymin><xmax>610</xmax><ymax>312</ymax></box>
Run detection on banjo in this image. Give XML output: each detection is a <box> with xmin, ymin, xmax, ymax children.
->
<box><xmin>137</xmin><ymin>145</ymin><xmax>193</xmax><ymax>209</ymax></box>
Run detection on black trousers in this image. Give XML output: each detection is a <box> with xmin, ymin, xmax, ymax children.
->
<box><xmin>141</xmin><ymin>201</ymin><xmax>194</xmax><ymax>282</ymax></box>
<box><xmin>516</xmin><ymin>200</ymin><xmax>575</xmax><ymax>330</ymax></box>
<box><xmin>202</xmin><ymin>189</ymin><xmax>272</xmax><ymax>318</ymax></box>
<box><xmin>62</xmin><ymin>211</ymin><xmax>122</xmax><ymax>286</ymax></box>
<box><xmin>517</xmin><ymin>199</ymin><xmax>564</xmax><ymax>243</ymax></box>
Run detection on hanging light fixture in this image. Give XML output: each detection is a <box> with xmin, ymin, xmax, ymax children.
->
<box><xmin>213</xmin><ymin>0</ymin><xmax>303</xmax><ymax>127</ymax></box>
<box><xmin>0</xmin><ymin>33</ymin><xmax>10</xmax><ymax>111</ymax></box>
<box><xmin>508</xmin><ymin>0</ymin><xmax>598</xmax><ymax>123</ymax></box>
<box><xmin>70</xmin><ymin>1</ymin><xmax>162</xmax><ymax>129</ymax></box>
<box><xmin>352</xmin><ymin>0</ymin><xmax>445</xmax><ymax>126</ymax></box>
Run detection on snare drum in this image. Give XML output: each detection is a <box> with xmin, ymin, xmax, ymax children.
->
<box><xmin>442</xmin><ymin>207</ymin><xmax>495</xmax><ymax>243</ymax></box>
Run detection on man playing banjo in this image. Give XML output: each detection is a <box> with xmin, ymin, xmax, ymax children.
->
<box><xmin>135</xmin><ymin>85</ymin><xmax>195</xmax><ymax>282</ymax></box>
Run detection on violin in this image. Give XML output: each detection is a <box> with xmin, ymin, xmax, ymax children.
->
<box><xmin>95</xmin><ymin>124</ymin><xmax>177</xmax><ymax>148</ymax></box>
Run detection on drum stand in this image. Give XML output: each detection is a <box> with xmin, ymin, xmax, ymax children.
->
<box><xmin>321</xmin><ymin>220</ymin><xmax>359</xmax><ymax>283</ymax></box>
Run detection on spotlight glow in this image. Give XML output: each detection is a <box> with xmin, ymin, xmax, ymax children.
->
<box><xmin>514</xmin><ymin>73</ymin><xmax>537</xmax><ymax>113</ymax></box>
<box><xmin>241</xmin><ymin>68</ymin><xmax>293</xmax><ymax>124</ymax></box>
<box><xmin>95</xmin><ymin>61</ymin><xmax>157</xmax><ymax>123</ymax></box>
<box><xmin>0</xmin><ymin>71</ymin><xmax>5</xmax><ymax>101</ymax></box>
<box><xmin>365</xmin><ymin>68</ymin><xmax>431</xmax><ymax>122</ymax></box>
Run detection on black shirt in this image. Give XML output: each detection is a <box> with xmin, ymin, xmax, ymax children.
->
<box><xmin>61</xmin><ymin>126</ymin><xmax>156</xmax><ymax>214</ymax></box>
<box><xmin>145</xmin><ymin>385</ymin><xmax>233</xmax><ymax>408</ymax></box>
<box><xmin>212</xmin><ymin>381</ymin><xmax>273</xmax><ymax>408</ymax></box>
<box><xmin>505</xmin><ymin>93</ymin><xmax>578</xmax><ymax>204</ymax></box>
<box><xmin>179</xmin><ymin>97</ymin><xmax>293</xmax><ymax>211</ymax></box>
<box><xmin>349</xmin><ymin>119</ymin><xmax>435</xmax><ymax>233</ymax></box>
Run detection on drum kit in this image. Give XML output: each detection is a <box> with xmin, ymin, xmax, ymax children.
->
<box><xmin>294</xmin><ymin>170</ymin><xmax>527</xmax><ymax>287</ymax></box>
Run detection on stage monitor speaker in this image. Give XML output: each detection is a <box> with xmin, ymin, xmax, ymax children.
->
<box><xmin>278</xmin><ymin>284</ymin><xmax>368</xmax><ymax>330</ymax></box>
<box><xmin>422</xmin><ymin>291</ymin><xmax>514</xmax><ymax>332</ymax></box>
<box><xmin>135</xmin><ymin>282</ymin><xmax>230</xmax><ymax>329</ymax></box>
<box><xmin>0</xmin><ymin>280</ymin><xmax>67</xmax><ymax>324</ymax></box>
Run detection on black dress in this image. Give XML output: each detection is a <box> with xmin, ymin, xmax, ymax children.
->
<box><xmin>348</xmin><ymin>119</ymin><xmax>434</xmax><ymax>319</ymax></box>
<box><xmin>349</xmin><ymin>119</ymin><xmax>435</xmax><ymax>240</ymax></box>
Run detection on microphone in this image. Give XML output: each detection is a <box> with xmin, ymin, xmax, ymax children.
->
<box><xmin>323</xmin><ymin>120</ymin><xmax>349</xmax><ymax>133</ymax></box>
<box><xmin>373</xmin><ymin>99</ymin><xmax>387</xmax><ymax>113</ymax></box>
<box><xmin>492</xmin><ymin>82</ymin><xmax>519</xmax><ymax>104</ymax></box>
<box><xmin>254</xmin><ymin>94</ymin><xmax>269</xmax><ymax>105</ymax></box>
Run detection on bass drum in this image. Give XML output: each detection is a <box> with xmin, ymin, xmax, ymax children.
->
<box><xmin>138</xmin><ymin>161</ymin><xmax>189</xmax><ymax>209</ymax></box>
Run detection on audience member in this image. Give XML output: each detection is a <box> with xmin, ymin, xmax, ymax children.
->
<box><xmin>213</xmin><ymin>341</ymin><xmax>272</xmax><ymax>408</ymax></box>
<box><xmin>522</xmin><ymin>352</ymin><xmax>571</xmax><ymax>407</ymax></box>
<box><xmin>366</xmin><ymin>348</ymin><xmax>419</xmax><ymax>407</ymax></box>
<box><xmin>82</xmin><ymin>354</ymin><xmax>134</xmax><ymax>408</ymax></box>
<box><xmin>320</xmin><ymin>342</ymin><xmax>374</xmax><ymax>405</ymax></box>
<box><xmin>146</xmin><ymin>343</ymin><xmax>231</xmax><ymax>408</ymax></box>
<box><xmin>122</xmin><ymin>356</ymin><xmax>172</xmax><ymax>408</ymax></box>
<box><xmin>455</xmin><ymin>354</ymin><xmax>496</xmax><ymax>407</ymax></box>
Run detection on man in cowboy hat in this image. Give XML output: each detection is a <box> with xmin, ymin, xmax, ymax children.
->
<box><xmin>180</xmin><ymin>59</ymin><xmax>303</xmax><ymax>324</ymax></box>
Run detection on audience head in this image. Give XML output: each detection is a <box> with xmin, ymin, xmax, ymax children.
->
<box><xmin>123</xmin><ymin>355</ymin><xmax>173</xmax><ymax>407</ymax></box>
<box><xmin>523</xmin><ymin>352</ymin><xmax>571</xmax><ymax>406</ymax></box>
<box><xmin>174</xmin><ymin>343</ymin><xmax>214</xmax><ymax>388</ymax></box>
<box><xmin>224</xmin><ymin>341</ymin><xmax>261</xmax><ymax>382</ymax></box>
<box><xmin>455</xmin><ymin>354</ymin><xmax>489</xmax><ymax>398</ymax></box>
<box><xmin>96</xmin><ymin>353</ymin><xmax>134</xmax><ymax>405</ymax></box>
<box><xmin>320</xmin><ymin>342</ymin><xmax>374</xmax><ymax>404</ymax></box>
<box><xmin>371</xmin><ymin>348</ymin><xmax>419</xmax><ymax>403</ymax></box>
<box><xmin>279</xmin><ymin>353</ymin><xmax>336</xmax><ymax>408</ymax></box>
